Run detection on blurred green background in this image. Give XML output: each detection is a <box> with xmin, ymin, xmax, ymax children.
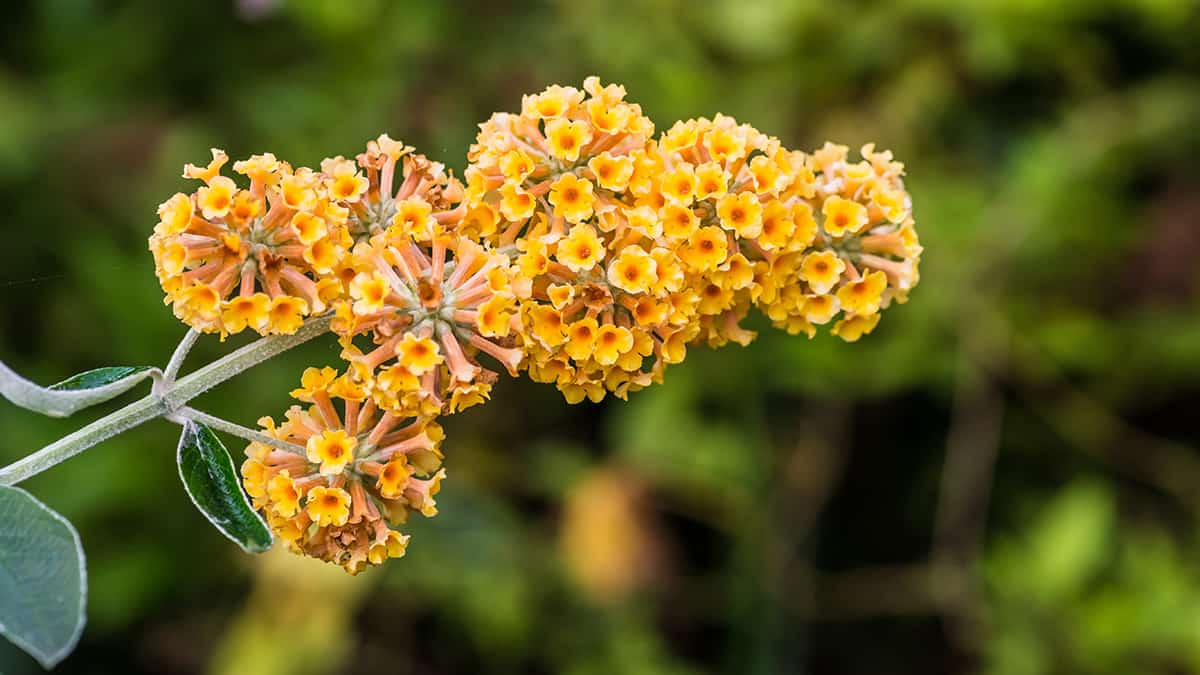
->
<box><xmin>2</xmin><ymin>0</ymin><xmax>1200</xmax><ymax>673</ymax></box>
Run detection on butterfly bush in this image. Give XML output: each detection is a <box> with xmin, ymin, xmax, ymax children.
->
<box><xmin>146</xmin><ymin>77</ymin><xmax>922</xmax><ymax>573</ymax></box>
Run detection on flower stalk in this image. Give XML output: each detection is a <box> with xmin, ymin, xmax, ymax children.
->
<box><xmin>171</xmin><ymin>407</ymin><xmax>305</xmax><ymax>454</ymax></box>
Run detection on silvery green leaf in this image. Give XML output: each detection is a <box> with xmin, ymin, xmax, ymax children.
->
<box><xmin>0</xmin><ymin>486</ymin><xmax>86</xmax><ymax>669</ymax></box>
<box><xmin>176</xmin><ymin>421</ymin><xmax>273</xmax><ymax>554</ymax></box>
<box><xmin>0</xmin><ymin>362</ymin><xmax>158</xmax><ymax>418</ymax></box>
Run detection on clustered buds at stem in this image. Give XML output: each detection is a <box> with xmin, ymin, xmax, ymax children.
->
<box><xmin>145</xmin><ymin>76</ymin><xmax>922</xmax><ymax>572</ymax></box>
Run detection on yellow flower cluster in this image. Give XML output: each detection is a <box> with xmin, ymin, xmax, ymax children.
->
<box><xmin>462</xmin><ymin>78</ymin><xmax>704</xmax><ymax>403</ymax></box>
<box><xmin>647</xmin><ymin>113</ymin><xmax>807</xmax><ymax>350</ymax></box>
<box><xmin>241</xmin><ymin>367</ymin><xmax>444</xmax><ymax>574</ymax></box>
<box><xmin>749</xmin><ymin>142</ymin><xmax>921</xmax><ymax>341</ymax></box>
<box><xmin>333</xmin><ymin>233</ymin><xmax>523</xmax><ymax>417</ymax></box>
<box><xmin>152</xmin><ymin>77</ymin><xmax>922</xmax><ymax>572</ymax></box>
<box><xmin>335</xmin><ymin>134</ymin><xmax>464</xmax><ymax>247</ymax></box>
<box><xmin>459</xmin><ymin>80</ymin><xmax>921</xmax><ymax>403</ymax></box>
<box><xmin>149</xmin><ymin>150</ymin><xmax>347</xmax><ymax>337</ymax></box>
<box><xmin>320</xmin><ymin>137</ymin><xmax>523</xmax><ymax>418</ymax></box>
<box><xmin>650</xmin><ymin>120</ymin><xmax>922</xmax><ymax>347</ymax></box>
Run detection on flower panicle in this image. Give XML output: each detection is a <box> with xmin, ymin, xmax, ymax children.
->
<box><xmin>148</xmin><ymin>77</ymin><xmax>924</xmax><ymax>571</ymax></box>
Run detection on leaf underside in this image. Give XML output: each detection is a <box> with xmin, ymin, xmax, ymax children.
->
<box><xmin>176</xmin><ymin>421</ymin><xmax>273</xmax><ymax>554</ymax></box>
<box><xmin>0</xmin><ymin>486</ymin><xmax>87</xmax><ymax>669</ymax></box>
<box><xmin>0</xmin><ymin>361</ymin><xmax>158</xmax><ymax>418</ymax></box>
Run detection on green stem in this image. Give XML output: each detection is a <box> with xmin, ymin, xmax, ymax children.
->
<box><xmin>163</xmin><ymin>329</ymin><xmax>200</xmax><ymax>382</ymax></box>
<box><xmin>0</xmin><ymin>395</ymin><xmax>167</xmax><ymax>486</ymax></box>
<box><xmin>164</xmin><ymin>316</ymin><xmax>332</xmax><ymax>408</ymax></box>
<box><xmin>0</xmin><ymin>315</ymin><xmax>332</xmax><ymax>486</ymax></box>
<box><xmin>174</xmin><ymin>407</ymin><xmax>306</xmax><ymax>454</ymax></box>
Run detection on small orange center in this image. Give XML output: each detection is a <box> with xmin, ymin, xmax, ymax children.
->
<box><xmin>417</xmin><ymin>280</ymin><xmax>439</xmax><ymax>305</ymax></box>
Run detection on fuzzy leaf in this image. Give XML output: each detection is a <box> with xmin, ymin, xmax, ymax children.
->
<box><xmin>48</xmin><ymin>367</ymin><xmax>153</xmax><ymax>392</ymax></box>
<box><xmin>0</xmin><ymin>486</ymin><xmax>87</xmax><ymax>669</ymax></box>
<box><xmin>0</xmin><ymin>361</ymin><xmax>158</xmax><ymax>418</ymax></box>
<box><xmin>176</xmin><ymin>421</ymin><xmax>273</xmax><ymax>554</ymax></box>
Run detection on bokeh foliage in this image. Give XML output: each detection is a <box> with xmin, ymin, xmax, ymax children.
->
<box><xmin>1</xmin><ymin>0</ymin><xmax>1199</xmax><ymax>673</ymax></box>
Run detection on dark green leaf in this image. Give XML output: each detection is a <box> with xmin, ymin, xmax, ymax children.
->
<box><xmin>48</xmin><ymin>366</ymin><xmax>153</xmax><ymax>391</ymax></box>
<box><xmin>0</xmin><ymin>486</ymin><xmax>87</xmax><ymax>669</ymax></box>
<box><xmin>176</xmin><ymin>421</ymin><xmax>272</xmax><ymax>554</ymax></box>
